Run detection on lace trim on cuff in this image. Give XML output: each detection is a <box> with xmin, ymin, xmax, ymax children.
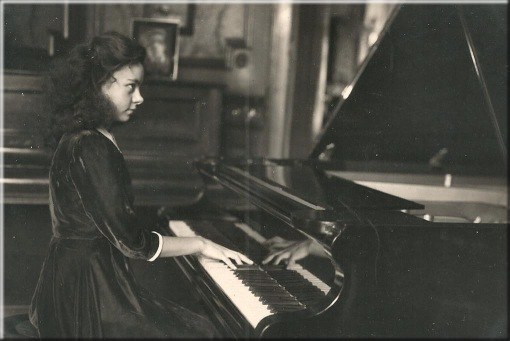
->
<box><xmin>148</xmin><ymin>231</ymin><xmax>163</xmax><ymax>261</ymax></box>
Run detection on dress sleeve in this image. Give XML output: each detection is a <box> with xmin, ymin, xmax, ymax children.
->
<box><xmin>69</xmin><ymin>133</ymin><xmax>161</xmax><ymax>260</ymax></box>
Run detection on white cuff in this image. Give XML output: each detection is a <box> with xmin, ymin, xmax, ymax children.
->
<box><xmin>148</xmin><ymin>231</ymin><xmax>163</xmax><ymax>262</ymax></box>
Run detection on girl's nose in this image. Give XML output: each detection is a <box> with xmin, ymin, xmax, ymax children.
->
<box><xmin>133</xmin><ymin>88</ymin><xmax>144</xmax><ymax>105</ymax></box>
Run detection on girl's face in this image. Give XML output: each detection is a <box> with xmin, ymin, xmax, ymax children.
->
<box><xmin>101</xmin><ymin>63</ymin><xmax>144</xmax><ymax>123</ymax></box>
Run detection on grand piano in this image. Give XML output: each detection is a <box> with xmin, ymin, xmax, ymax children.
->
<box><xmin>161</xmin><ymin>4</ymin><xmax>507</xmax><ymax>338</ymax></box>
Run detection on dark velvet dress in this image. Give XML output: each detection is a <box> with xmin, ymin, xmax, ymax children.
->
<box><xmin>29</xmin><ymin>129</ymin><xmax>216</xmax><ymax>338</ymax></box>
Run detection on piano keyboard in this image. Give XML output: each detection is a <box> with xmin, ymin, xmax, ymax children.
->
<box><xmin>168</xmin><ymin>220</ymin><xmax>331</xmax><ymax>328</ymax></box>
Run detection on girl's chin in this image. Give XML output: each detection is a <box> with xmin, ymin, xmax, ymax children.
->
<box><xmin>117</xmin><ymin>114</ymin><xmax>132</xmax><ymax>123</ymax></box>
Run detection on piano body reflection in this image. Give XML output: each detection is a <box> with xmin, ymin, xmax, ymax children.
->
<box><xmin>161</xmin><ymin>4</ymin><xmax>507</xmax><ymax>338</ymax></box>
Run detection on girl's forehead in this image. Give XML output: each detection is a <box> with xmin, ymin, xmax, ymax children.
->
<box><xmin>114</xmin><ymin>63</ymin><xmax>144</xmax><ymax>80</ymax></box>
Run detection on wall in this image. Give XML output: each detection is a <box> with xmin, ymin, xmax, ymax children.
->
<box><xmin>85</xmin><ymin>3</ymin><xmax>272</xmax><ymax>97</ymax></box>
<box><xmin>3</xmin><ymin>3</ymin><xmax>272</xmax><ymax>95</ymax></box>
<box><xmin>3</xmin><ymin>3</ymin><xmax>273</xmax><ymax>159</ymax></box>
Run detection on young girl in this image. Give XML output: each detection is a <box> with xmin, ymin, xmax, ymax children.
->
<box><xmin>29</xmin><ymin>31</ymin><xmax>251</xmax><ymax>338</ymax></box>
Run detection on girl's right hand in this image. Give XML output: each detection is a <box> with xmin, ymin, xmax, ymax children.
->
<box><xmin>261</xmin><ymin>237</ymin><xmax>313</xmax><ymax>268</ymax></box>
<box><xmin>198</xmin><ymin>238</ymin><xmax>253</xmax><ymax>270</ymax></box>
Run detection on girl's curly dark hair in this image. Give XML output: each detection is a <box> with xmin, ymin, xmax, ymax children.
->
<box><xmin>44</xmin><ymin>31</ymin><xmax>146</xmax><ymax>148</ymax></box>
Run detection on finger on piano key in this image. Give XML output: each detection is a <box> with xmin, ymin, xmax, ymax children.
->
<box><xmin>221</xmin><ymin>256</ymin><xmax>237</xmax><ymax>270</ymax></box>
<box><xmin>236</xmin><ymin>252</ymin><xmax>254</xmax><ymax>265</ymax></box>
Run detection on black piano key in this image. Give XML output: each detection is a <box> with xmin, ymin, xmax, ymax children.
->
<box><xmin>258</xmin><ymin>295</ymin><xmax>301</xmax><ymax>303</ymax></box>
<box><xmin>260</xmin><ymin>299</ymin><xmax>299</xmax><ymax>306</ymax></box>
<box><xmin>267</xmin><ymin>300</ymin><xmax>303</xmax><ymax>306</ymax></box>
<box><xmin>246</xmin><ymin>283</ymin><xmax>290</xmax><ymax>293</ymax></box>
<box><xmin>253</xmin><ymin>291</ymin><xmax>301</xmax><ymax>304</ymax></box>
<box><xmin>235</xmin><ymin>264</ymin><xmax>262</xmax><ymax>270</ymax></box>
<box><xmin>257</xmin><ymin>294</ymin><xmax>294</xmax><ymax>301</ymax></box>
<box><xmin>237</xmin><ymin>274</ymin><xmax>275</xmax><ymax>280</ymax></box>
<box><xmin>241</xmin><ymin>281</ymin><xmax>278</xmax><ymax>286</ymax></box>
<box><xmin>251</xmin><ymin>288</ymin><xmax>291</xmax><ymax>295</ymax></box>
<box><xmin>270</xmin><ymin>306</ymin><xmax>305</xmax><ymax>313</ymax></box>
<box><xmin>250</xmin><ymin>285</ymin><xmax>285</xmax><ymax>292</ymax></box>
<box><xmin>264</xmin><ymin>301</ymin><xmax>303</xmax><ymax>308</ymax></box>
<box><xmin>244</xmin><ymin>282</ymin><xmax>276</xmax><ymax>287</ymax></box>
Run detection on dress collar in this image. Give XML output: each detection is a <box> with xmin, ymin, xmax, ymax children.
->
<box><xmin>95</xmin><ymin>127</ymin><xmax>121</xmax><ymax>152</ymax></box>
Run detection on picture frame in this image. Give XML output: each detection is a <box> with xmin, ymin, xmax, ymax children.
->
<box><xmin>131</xmin><ymin>18</ymin><xmax>180</xmax><ymax>80</ymax></box>
<box><xmin>143</xmin><ymin>4</ymin><xmax>196</xmax><ymax>36</ymax></box>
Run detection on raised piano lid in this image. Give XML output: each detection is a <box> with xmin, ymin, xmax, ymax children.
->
<box><xmin>198</xmin><ymin>4</ymin><xmax>507</xmax><ymax>220</ymax></box>
<box><xmin>311</xmin><ymin>4</ymin><xmax>507</xmax><ymax>178</ymax></box>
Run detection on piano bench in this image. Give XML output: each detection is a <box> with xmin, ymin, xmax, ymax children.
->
<box><xmin>3</xmin><ymin>314</ymin><xmax>38</xmax><ymax>338</ymax></box>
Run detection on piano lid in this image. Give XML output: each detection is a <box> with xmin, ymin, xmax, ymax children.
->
<box><xmin>203</xmin><ymin>159</ymin><xmax>424</xmax><ymax>214</ymax></box>
<box><xmin>311</xmin><ymin>4</ymin><xmax>507</xmax><ymax>177</ymax></box>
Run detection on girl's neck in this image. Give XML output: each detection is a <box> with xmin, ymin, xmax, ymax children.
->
<box><xmin>96</xmin><ymin>127</ymin><xmax>119</xmax><ymax>150</ymax></box>
<box><xmin>97</xmin><ymin>125</ymin><xmax>111</xmax><ymax>133</ymax></box>
<box><xmin>96</xmin><ymin>127</ymin><xmax>110</xmax><ymax>136</ymax></box>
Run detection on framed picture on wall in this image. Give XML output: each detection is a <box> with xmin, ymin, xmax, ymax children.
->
<box><xmin>143</xmin><ymin>4</ymin><xmax>196</xmax><ymax>35</ymax></box>
<box><xmin>131</xmin><ymin>18</ymin><xmax>180</xmax><ymax>80</ymax></box>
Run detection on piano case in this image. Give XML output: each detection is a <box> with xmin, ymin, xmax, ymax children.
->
<box><xmin>161</xmin><ymin>4</ymin><xmax>507</xmax><ymax>338</ymax></box>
